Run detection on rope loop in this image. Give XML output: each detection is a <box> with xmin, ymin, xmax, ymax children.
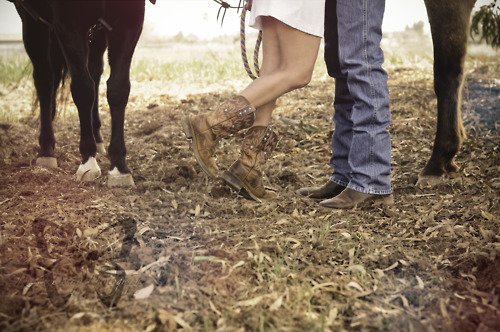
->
<box><xmin>240</xmin><ymin>0</ymin><xmax>262</xmax><ymax>80</ymax></box>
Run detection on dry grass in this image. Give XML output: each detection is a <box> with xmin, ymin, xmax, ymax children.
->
<box><xmin>0</xmin><ymin>38</ymin><xmax>499</xmax><ymax>331</ymax></box>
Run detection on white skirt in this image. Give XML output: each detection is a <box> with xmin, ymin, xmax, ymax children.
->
<box><xmin>249</xmin><ymin>0</ymin><xmax>325</xmax><ymax>38</ymax></box>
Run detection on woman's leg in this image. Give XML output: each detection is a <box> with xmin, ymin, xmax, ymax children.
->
<box><xmin>220</xmin><ymin>18</ymin><xmax>321</xmax><ymax>201</ymax></box>
<box><xmin>182</xmin><ymin>17</ymin><xmax>320</xmax><ymax>181</ymax></box>
<box><xmin>252</xmin><ymin>17</ymin><xmax>280</xmax><ymax>127</ymax></box>
<box><xmin>241</xmin><ymin>17</ymin><xmax>321</xmax><ymax>125</ymax></box>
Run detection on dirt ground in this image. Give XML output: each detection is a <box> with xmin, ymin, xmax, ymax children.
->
<box><xmin>0</xmin><ymin>58</ymin><xmax>499</xmax><ymax>331</ymax></box>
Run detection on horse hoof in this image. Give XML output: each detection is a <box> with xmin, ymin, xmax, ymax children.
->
<box><xmin>36</xmin><ymin>157</ymin><xmax>58</xmax><ymax>169</ymax></box>
<box><xmin>75</xmin><ymin>157</ymin><xmax>101</xmax><ymax>181</ymax></box>
<box><xmin>416</xmin><ymin>174</ymin><xmax>462</xmax><ymax>189</ymax></box>
<box><xmin>107</xmin><ymin>168</ymin><xmax>135</xmax><ymax>187</ymax></box>
<box><xmin>416</xmin><ymin>175</ymin><xmax>444</xmax><ymax>188</ymax></box>
<box><xmin>96</xmin><ymin>143</ymin><xmax>106</xmax><ymax>155</ymax></box>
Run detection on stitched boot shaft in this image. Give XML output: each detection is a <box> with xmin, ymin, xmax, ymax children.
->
<box><xmin>210</xmin><ymin>96</ymin><xmax>255</xmax><ymax>138</ymax></box>
<box><xmin>222</xmin><ymin>126</ymin><xmax>279</xmax><ymax>201</ymax></box>
<box><xmin>181</xmin><ymin>95</ymin><xmax>255</xmax><ymax>178</ymax></box>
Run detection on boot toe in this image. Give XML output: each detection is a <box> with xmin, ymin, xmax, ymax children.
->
<box><xmin>319</xmin><ymin>197</ymin><xmax>355</xmax><ymax>209</ymax></box>
<box><xmin>319</xmin><ymin>188</ymin><xmax>395</xmax><ymax>210</ymax></box>
<box><xmin>296</xmin><ymin>187</ymin><xmax>314</xmax><ymax>196</ymax></box>
<box><xmin>297</xmin><ymin>181</ymin><xmax>346</xmax><ymax>200</ymax></box>
<box><xmin>240</xmin><ymin>187</ymin><xmax>277</xmax><ymax>202</ymax></box>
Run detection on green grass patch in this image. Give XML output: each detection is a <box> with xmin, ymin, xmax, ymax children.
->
<box><xmin>130</xmin><ymin>56</ymin><xmax>246</xmax><ymax>83</ymax></box>
<box><xmin>0</xmin><ymin>53</ymin><xmax>31</xmax><ymax>85</ymax></box>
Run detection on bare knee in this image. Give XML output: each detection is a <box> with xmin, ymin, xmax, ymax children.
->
<box><xmin>280</xmin><ymin>67</ymin><xmax>313</xmax><ymax>90</ymax></box>
<box><xmin>293</xmin><ymin>70</ymin><xmax>313</xmax><ymax>89</ymax></box>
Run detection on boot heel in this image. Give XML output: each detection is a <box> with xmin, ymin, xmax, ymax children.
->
<box><xmin>221</xmin><ymin>171</ymin><xmax>243</xmax><ymax>192</ymax></box>
<box><xmin>222</xmin><ymin>171</ymin><xmax>265</xmax><ymax>203</ymax></box>
<box><xmin>181</xmin><ymin>116</ymin><xmax>193</xmax><ymax>139</ymax></box>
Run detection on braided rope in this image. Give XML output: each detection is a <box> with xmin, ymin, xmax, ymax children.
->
<box><xmin>253</xmin><ymin>28</ymin><xmax>262</xmax><ymax>77</ymax></box>
<box><xmin>240</xmin><ymin>1</ymin><xmax>262</xmax><ymax>80</ymax></box>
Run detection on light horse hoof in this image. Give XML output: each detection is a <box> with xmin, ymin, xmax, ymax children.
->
<box><xmin>75</xmin><ymin>157</ymin><xmax>101</xmax><ymax>181</ymax></box>
<box><xmin>96</xmin><ymin>143</ymin><xmax>106</xmax><ymax>155</ymax></box>
<box><xmin>36</xmin><ymin>157</ymin><xmax>58</xmax><ymax>169</ymax></box>
<box><xmin>107</xmin><ymin>167</ymin><xmax>135</xmax><ymax>187</ymax></box>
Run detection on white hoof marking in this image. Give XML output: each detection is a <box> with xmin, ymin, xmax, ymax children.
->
<box><xmin>96</xmin><ymin>143</ymin><xmax>106</xmax><ymax>155</ymax></box>
<box><xmin>107</xmin><ymin>167</ymin><xmax>135</xmax><ymax>187</ymax></box>
<box><xmin>75</xmin><ymin>157</ymin><xmax>101</xmax><ymax>182</ymax></box>
<box><xmin>36</xmin><ymin>157</ymin><xmax>58</xmax><ymax>169</ymax></box>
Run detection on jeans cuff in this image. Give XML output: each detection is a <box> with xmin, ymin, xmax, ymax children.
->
<box><xmin>330</xmin><ymin>175</ymin><xmax>349</xmax><ymax>187</ymax></box>
<box><xmin>346</xmin><ymin>183</ymin><xmax>392</xmax><ymax>195</ymax></box>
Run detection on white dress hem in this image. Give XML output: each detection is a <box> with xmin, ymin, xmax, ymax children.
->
<box><xmin>248</xmin><ymin>0</ymin><xmax>325</xmax><ymax>38</ymax></box>
<box><xmin>250</xmin><ymin>15</ymin><xmax>324</xmax><ymax>38</ymax></box>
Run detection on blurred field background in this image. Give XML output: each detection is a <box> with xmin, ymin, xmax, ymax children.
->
<box><xmin>0</xmin><ymin>18</ymin><xmax>498</xmax><ymax>123</ymax></box>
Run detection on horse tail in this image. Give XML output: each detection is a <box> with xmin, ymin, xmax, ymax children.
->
<box><xmin>53</xmin><ymin>33</ymin><xmax>70</xmax><ymax>118</ymax></box>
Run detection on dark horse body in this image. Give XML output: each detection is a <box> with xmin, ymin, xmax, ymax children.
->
<box><xmin>12</xmin><ymin>0</ymin><xmax>155</xmax><ymax>186</ymax></box>
<box><xmin>12</xmin><ymin>0</ymin><xmax>477</xmax><ymax>186</ymax></box>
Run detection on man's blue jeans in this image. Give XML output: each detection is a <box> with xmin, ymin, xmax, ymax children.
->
<box><xmin>324</xmin><ymin>0</ymin><xmax>392</xmax><ymax>195</ymax></box>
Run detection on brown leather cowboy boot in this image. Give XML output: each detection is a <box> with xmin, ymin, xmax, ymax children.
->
<box><xmin>296</xmin><ymin>180</ymin><xmax>346</xmax><ymax>200</ymax></box>
<box><xmin>319</xmin><ymin>188</ymin><xmax>394</xmax><ymax>209</ymax></box>
<box><xmin>181</xmin><ymin>96</ymin><xmax>255</xmax><ymax>178</ymax></box>
<box><xmin>221</xmin><ymin>126</ymin><xmax>279</xmax><ymax>202</ymax></box>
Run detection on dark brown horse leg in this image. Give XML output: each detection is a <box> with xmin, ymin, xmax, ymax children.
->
<box><xmin>88</xmin><ymin>30</ymin><xmax>108</xmax><ymax>155</ymax></box>
<box><xmin>48</xmin><ymin>30</ymin><xmax>65</xmax><ymax>122</ymax></box>
<box><xmin>54</xmin><ymin>27</ymin><xmax>101</xmax><ymax>181</ymax></box>
<box><xmin>105</xmin><ymin>20</ymin><xmax>143</xmax><ymax>187</ymax></box>
<box><xmin>419</xmin><ymin>0</ymin><xmax>476</xmax><ymax>185</ymax></box>
<box><xmin>16</xmin><ymin>6</ymin><xmax>58</xmax><ymax>168</ymax></box>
